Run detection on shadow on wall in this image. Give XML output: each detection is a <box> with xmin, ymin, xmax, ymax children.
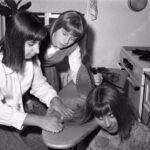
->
<box><xmin>83</xmin><ymin>24</ymin><xmax>95</xmax><ymax>66</ymax></box>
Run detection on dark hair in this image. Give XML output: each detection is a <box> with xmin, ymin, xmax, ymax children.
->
<box><xmin>1</xmin><ymin>11</ymin><xmax>47</xmax><ymax>73</ymax></box>
<box><xmin>86</xmin><ymin>83</ymin><xmax>137</xmax><ymax>141</ymax></box>
<box><xmin>49</xmin><ymin>10</ymin><xmax>87</xmax><ymax>44</ymax></box>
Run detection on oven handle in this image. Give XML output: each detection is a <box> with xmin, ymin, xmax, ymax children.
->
<box><xmin>127</xmin><ymin>77</ymin><xmax>140</xmax><ymax>91</ymax></box>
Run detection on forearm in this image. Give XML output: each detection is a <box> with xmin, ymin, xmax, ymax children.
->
<box><xmin>23</xmin><ymin>113</ymin><xmax>64</xmax><ymax>133</ymax></box>
<box><xmin>23</xmin><ymin>114</ymin><xmax>44</xmax><ymax>128</ymax></box>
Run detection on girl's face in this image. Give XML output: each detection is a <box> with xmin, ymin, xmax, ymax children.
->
<box><xmin>95</xmin><ymin>112</ymin><xmax>119</xmax><ymax>134</ymax></box>
<box><xmin>24</xmin><ymin>40</ymin><xmax>40</xmax><ymax>59</ymax></box>
<box><xmin>52</xmin><ymin>28</ymin><xmax>77</xmax><ymax>49</ymax></box>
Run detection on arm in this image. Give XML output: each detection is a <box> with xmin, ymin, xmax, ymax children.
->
<box><xmin>0</xmin><ymin>60</ymin><xmax>69</xmax><ymax>131</ymax></box>
<box><xmin>30</xmin><ymin>60</ymin><xmax>58</xmax><ymax>107</ymax></box>
<box><xmin>0</xmin><ymin>88</ymin><xmax>63</xmax><ymax>132</ymax></box>
<box><xmin>30</xmin><ymin>61</ymin><xmax>74</xmax><ymax>118</ymax></box>
<box><xmin>23</xmin><ymin>113</ymin><xmax>63</xmax><ymax>133</ymax></box>
<box><xmin>68</xmin><ymin>45</ymin><xmax>82</xmax><ymax>84</ymax></box>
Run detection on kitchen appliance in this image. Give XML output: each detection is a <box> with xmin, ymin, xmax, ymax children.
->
<box><xmin>119</xmin><ymin>46</ymin><xmax>150</xmax><ymax>119</ymax></box>
<box><xmin>142</xmin><ymin>72</ymin><xmax>150</xmax><ymax>127</ymax></box>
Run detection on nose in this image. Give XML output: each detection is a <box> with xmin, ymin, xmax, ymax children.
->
<box><xmin>63</xmin><ymin>37</ymin><xmax>70</xmax><ymax>45</ymax></box>
<box><xmin>104</xmin><ymin>117</ymin><xmax>111</xmax><ymax>127</ymax></box>
<box><xmin>34</xmin><ymin>43</ymin><xmax>40</xmax><ymax>54</ymax></box>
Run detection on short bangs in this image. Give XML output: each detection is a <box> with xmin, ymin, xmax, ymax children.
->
<box><xmin>64</xmin><ymin>19</ymin><xmax>84</xmax><ymax>38</ymax></box>
<box><xmin>94</xmin><ymin>103</ymin><xmax>113</xmax><ymax>118</ymax></box>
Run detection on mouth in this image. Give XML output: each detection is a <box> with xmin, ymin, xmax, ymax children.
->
<box><xmin>57</xmin><ymin>41</ymin><xmax>69</xmax><ymax>48</ymax></box>
<box><xmin>103</xmin><ymin>126</ymin><xmax>114</xmax><ymax>131</ymax></box>
<box><xmin>104</xmin><ymin>126</ymin><xmax>118</xmax><ymax>134</ymax></box>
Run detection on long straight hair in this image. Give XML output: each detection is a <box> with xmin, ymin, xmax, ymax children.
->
<box><xmin>86</xmin><ymin>83</ymin><xmax>137</xmax><ymax>141</ymax></box>
<box><xmin>1</xmin><ymin>11</ymin><xmax>47</xmax><ymax>73</ymax></box>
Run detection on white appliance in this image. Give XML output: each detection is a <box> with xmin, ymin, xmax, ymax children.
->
<box><xmin>142</xmin><ymin>72</ymin><xmax>150</xmax><ymax>127</ymax></box>
<box><xmin>119</xmin><ymin>46</ymin><xmax>150</xmax><ymax>119</ymax></box>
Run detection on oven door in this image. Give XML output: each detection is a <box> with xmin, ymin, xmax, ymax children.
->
<box><xmin>126</xmin><ymin>75</ymin><xmax>144</xmax><ymax>118</ymax></box>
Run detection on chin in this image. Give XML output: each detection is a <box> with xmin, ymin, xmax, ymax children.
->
<box><xmin>103</xmin><ymin>127</ymin><xmax>118</xmax><ymax>135</ymax></box>
<box><xmin>25</xmin><ymin>57</ymin><xmax>32</xmax><ymax>60</ymax></box>
<box><xmin>108</xmin><ymin>129</ymin><xmax>118</xmax><ymax>135</ymax></box>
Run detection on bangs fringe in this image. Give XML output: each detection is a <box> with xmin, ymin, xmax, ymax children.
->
<box><xmin>65</xmin><ymin>21</ymin><xmax>84</xmax><ymax>38</ymax></box>
<box><xmin>25</xmin><ymin>27</ymin><xmax>47</xmax><ymax>42</ymax></box>
<box><xmin>94</xmin><ymin>103</ymin><xmax>112</xmax><ymax>118</ymax></box>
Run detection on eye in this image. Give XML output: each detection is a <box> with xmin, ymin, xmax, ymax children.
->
<box><xmin>27</xmin><ymin>41</ymin><xmax>40</xmax><ymax>46</ymax></box>
<box><xmin>27</xmin><ymin>41</ymin><xmax>35</xmax><ymax>46</ymax></box>
<box><xmin>108</xmin><ymin>113</ymin><xmax>114</xmax><ymax>118</ymax></box>
<box><xmin>70</xmin><ymin>37</ymin><xmax>77</xmax><ymax>43</ymax></box>
<box><xmin>97</xmin><ymin>116</ymin><xmax>103</xmax><ymax>120</ymax></box>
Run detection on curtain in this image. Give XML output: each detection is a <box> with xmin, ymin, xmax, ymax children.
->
<box><xmin>89</xmin><ymin>0</ymin><xmax>98</xmax><ymax>21</ymax></box>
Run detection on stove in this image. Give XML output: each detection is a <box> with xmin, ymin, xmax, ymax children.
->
<box><xmin>119</xmin><ymin>46</ymin><xmax>150</xmax><ymax>118</ymax></box>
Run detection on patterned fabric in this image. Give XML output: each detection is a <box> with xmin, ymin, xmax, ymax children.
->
<box><xmin>87</xmin><ymin>122</ymin><xmax>150</xmax><ymax>150</ymax></box>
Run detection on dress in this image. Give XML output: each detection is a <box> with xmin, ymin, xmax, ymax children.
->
<box><xmin>0</xmin><ymin>53</ymin><xmax>58</xmax><ymax>149</ymax></box>
<box><xmin>86</xmin><ymin>122</ymin><xmax>150</xmax><ymax>150</ymax></box>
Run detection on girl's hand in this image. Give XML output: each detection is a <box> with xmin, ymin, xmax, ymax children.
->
<box><xmin>93</xmin><ymin>73</ymin><xmax>103</xmax><ymax>86</ymax></box>
<box><xmin>41</xmin><ymin>116</ymin><xmax>63</xmax><ymax>133</ymax></box>
<box><xmin>50</xmin><ymin>97</ymin><xmax>74</xmax><ymax>119</ymax></box>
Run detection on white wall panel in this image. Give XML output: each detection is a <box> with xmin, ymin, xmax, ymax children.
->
<box><xmin>24</xmin><ymin>0</ymin><xmax>87</xmax><ymax>13</ymax></box>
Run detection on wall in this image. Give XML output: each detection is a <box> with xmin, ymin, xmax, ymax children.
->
<box><xmin>87</xmin><ymin>0</ymin><xmax>150</xmax><ymax>68</ymax></box>
<box><xmin>24</xmin><ymin>0</ymin><xmax>87</xmax><ymax>13</ymax></box>
<box><xmin>1</xmin><ymin>0</ymin><xmax>150</xmax><ymax>68</ymax></box>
